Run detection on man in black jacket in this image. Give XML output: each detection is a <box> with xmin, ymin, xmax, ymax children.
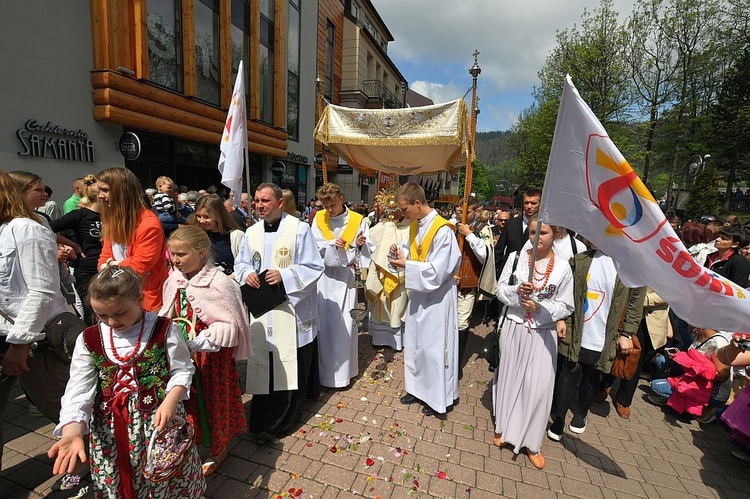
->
<box><xmin>494</xmin><ymin>188</ymin><xmax>541</xmax><ymax>276</ymax></box>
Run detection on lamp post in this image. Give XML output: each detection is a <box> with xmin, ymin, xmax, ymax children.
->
<box><xmin>671</xmin><ymin>154</ymin><xmax>710</xmax><ymax>212</ymax></box>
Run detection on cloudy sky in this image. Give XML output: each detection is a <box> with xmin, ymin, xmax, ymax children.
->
<box><xmin>375</xmin><ymin>0</ymin><xmax>638</xmax><ymax>132</ymax></box>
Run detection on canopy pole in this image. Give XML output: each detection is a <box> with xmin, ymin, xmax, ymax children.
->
<box><xmin>315</xmin><ymin>70</ymin><xmax>329</xmax><ymax>185</ymax></box>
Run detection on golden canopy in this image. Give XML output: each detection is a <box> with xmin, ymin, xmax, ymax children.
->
<box><xmin>313</xmin><ymin>99</ymin><xmax>469</xmax><ymax>176</ymax></box>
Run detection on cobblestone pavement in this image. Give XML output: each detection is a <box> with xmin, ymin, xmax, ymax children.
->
<box><xmin>2</xmin><ymin>320</ymin><xmax>749</xmax><ymax>498</ymax></box>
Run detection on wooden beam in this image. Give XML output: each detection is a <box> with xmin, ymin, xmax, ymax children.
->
<box><xmin>273</xmin><ymin>0</ymin><xmax>287</xmax><ymax>129</ymax></box>
<box><xmin>182</xmin><ymin>0</ymin><xmax>197</xmax><ymax>97</ymax></box>
<box><xmin>91</xmin><ymin>70</ymin><xmax>287</xmax><ymax>140</ymax></box>
<box><xmin>92</xmin><ymin>88</ymin><xmax>287</xmax><ymax>150</ymax></box>
<box><xmin>249</xmin><ymin>0</ymin><xmax>260</xmax><ymax>120</ymax></box>
<box><xmin>132</xmin><ymin>0</ymin><xmax>148</xmax><ymax>78</ymax></box>
<box><xmin>219</xmin><ymin>0</ymin><xmax>231</xmax><ymax>108</ymax></box>
<box><xmin>93</xmin><ymin>105</ymin><xmax>286</xmax><ymax>157</ymax></box>
<box><xmin>90</xmin><ymin>0</ymin><xmax>110</xmax><ymax>69</ymax></box>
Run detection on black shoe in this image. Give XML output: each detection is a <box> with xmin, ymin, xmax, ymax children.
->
<box><xmin>547</xmin><ymin>417</ymin><xmax>564</xmax><ymax>442</ymax></box>
<box><xmin>458</xmin><ymin>367</ymin><xmax>464</xmax><ymax>380</ymax></box>
<box><xmin>569</xmin><ymin>414</ymin><xmax>587</xmax><ymax>434</ymax></box>
<box><xmin>400</xmin><ymin>393</ymin><xmax>418</xmax><ymax>405</ymax></box>
<box><xmin>421</xmin><ymin>404</ymin><xmax>438</xmax><ymax>416</ymax></box>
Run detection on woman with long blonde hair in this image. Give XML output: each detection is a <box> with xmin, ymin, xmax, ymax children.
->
<box><xmin>96</xmin><ymin>167</ymin><xmax>168</xmax><ymax>311</ymax></box>
<box><xmin>0</xmin><ymin>168</ymin><xmax>71</xmax><ymax>469</ymax></box>
<box><xmin>191</xmin><ymin>194</ymin><xmax>243</xmax><ymax>273</ymax></box>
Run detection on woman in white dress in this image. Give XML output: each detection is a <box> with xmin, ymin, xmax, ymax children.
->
<box><xmin>492</xmin><ymin>217</ymin><xmax>574</xmax><ymax>469</ymax></box>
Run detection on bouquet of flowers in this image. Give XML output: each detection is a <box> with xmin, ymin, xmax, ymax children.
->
<box><xmin>142</xmin><ymin>416</ymin><xmax>194</xmax><ymax>482</ymax></box>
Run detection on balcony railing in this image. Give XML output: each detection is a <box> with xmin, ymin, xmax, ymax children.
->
<box><xmin>362</xmin><ymin>80</ymin><xmax>403</xmax><ymax>109</ymax></box>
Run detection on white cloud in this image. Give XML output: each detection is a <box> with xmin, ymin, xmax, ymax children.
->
<box><xmin>410</xmin><ymin>80</ymin><xmax>466</xmax><ymax>105</ymax></box>
<box><xmin>376</xmin><ymin>0</ymin><xmax>638</xmax><ymax>94</ymax></box>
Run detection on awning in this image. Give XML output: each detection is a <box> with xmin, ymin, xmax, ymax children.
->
<box><xmin>313</xmin><ymin>99</ymin><xmax>469</xmax><ymax>176</ymax></box>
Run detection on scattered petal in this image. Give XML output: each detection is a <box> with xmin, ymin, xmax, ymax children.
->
<box><xmin>335</xmin><ymin>417</ymin><xmax>343</xmax><ymax>423</ymax></box>
<box><xmin>337</xmin><ymin>402</ymin><xmax>345</xmax><ymax>409</ymax></box>
<box><xmin>413</xmin><ymin>479</ymin><xmax>420</xmax><ymax>488</ymax></box>
<box><xmin>377</xmin><ymin>456</ymin><xmax>384</xmax><ymax>461</ymax></box>
<box><xmin>329</xmin><ymin>445</ymin><xmax>338</xmax><ymax>453</ymax></box>
<box><xmin>306</xmin><ymin>443</ymin><xmax>313</xmax><ymax>447</ymax></box>
<box><xmin>362</xmin><ymin>416</ymin><xmax>368</xmax><ymax>421</ymax></box>
<box><xmin>365</xmin><ymin>458</ymin><xmax>375</xmax><ymax>467</ymax></box>
<box><xmin>437</xmin><ymin>471</ymin><xmax>448</xmax><ymax>480</ymax></box>
<box><xmin>314</xmin><ymin>413</ymin><xmax>322</xmax><ymax>418</ymax></box>
<box><xmin>294</xmin><ymin>489</ymin><xmax>303</xmax><ymax>497</ymax></box>
<box><xmin>360</xmin><ymin>397</ymin><xmax>368</xmax><ymax>401</ymax></box>
<box><xmin>465</xmin><ymin>487</ymin><xmax>472</xmax><ymax>493</ymax></box>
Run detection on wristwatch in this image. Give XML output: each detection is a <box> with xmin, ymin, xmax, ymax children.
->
<box><xmin>619</xmin><ymin>331</ymin><xmax>633</xmax><ymax>340</ymax></box>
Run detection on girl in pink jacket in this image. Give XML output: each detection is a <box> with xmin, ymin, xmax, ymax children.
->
<box><xmin>161</xmin><ymin>225</ymin><xmax>251</xmax><ymax>475</ymax></box>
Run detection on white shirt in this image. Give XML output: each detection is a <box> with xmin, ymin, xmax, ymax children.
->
<box><xmin>0</xmin><ymin>218</ymin><xmax>67</xmax><ymax>343</ymax></box>
<box><xmin>580</xmin><ymin>252</ymin><xmax>617</xmax><ymax>352</ymax></box>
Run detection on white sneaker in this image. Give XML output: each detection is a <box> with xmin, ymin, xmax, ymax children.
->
<box><xmin>568</xmin><ymin>415</ymin><xmax>587</xmax><ymax>434</ymax></box>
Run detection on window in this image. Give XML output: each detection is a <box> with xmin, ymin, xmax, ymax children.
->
<box><xmin>287</xmin><ymin>0</ymin><xmax>300</xmax><ymax>141</ymax></box>
<box><xmin>325</xmin><ymin>21</ymin><xmax>335</xmax><ymax>101</ymax></box>
<box><xmin>195</xmin><ymin>0</ymin><xmax>221</xmax><ymax>105</ymax></box>
<box><xmin>231</xmin><ymin>0</ymin><xmax>251</xmax><ymax>108</ymax></box>
<box><xmin>147</xmin><ymin>0</ymin><xmax>183</xmax><ymax>91</ymax></box>
<box><xmin>260</xmin><ymin>0</ymin><xmax>275</xmax><ymax>123</ymax></box>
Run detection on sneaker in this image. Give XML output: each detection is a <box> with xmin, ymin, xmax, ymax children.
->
<box><xmin>568</xmin><ymin>415</ymin><xmax>587</xmax><ymax>434</ymax></box>
<box><xmin>732</xmin><ymin>450</ymin><xmax>750</xmax><ymax>463</ymax></box>
<box><xmin>694</xmin><ymin>407</ymin><xmax>716</xmax><ymax>424</ymax></box>
<box><xmin>647</xmin><ymin>395</ymin><xmax>669</xmax><ymax>406</ymax></box>
<box><xmin>547</xmin><ymin>418</ymin><xmax>564</xmax><ymax>442</ymax></box>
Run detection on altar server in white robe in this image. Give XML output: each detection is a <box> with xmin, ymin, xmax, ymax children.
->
<box><xmin>388</xmin><ymin>182</ymin><xmax>461</xmax><ymax>416</ymax></box>
<box><xmin>311</xmin><ymin>183</ymin><xmax>374</xmax><ymax>388</ymax></box>
<box><xmin>234</xmin><ymin>183</ymin><xmax>324</xmax><ymax>437</ymax></box>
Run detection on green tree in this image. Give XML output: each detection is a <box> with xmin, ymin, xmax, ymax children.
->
<box><xmin>459</xmin><ymin>160</ymin><xmax>492</xmax><ymax>203</ymax></box>
<box><xmin>684</xmin><ymin>162</ymin><xmax>720</xmax><ymax>219</ymax></box>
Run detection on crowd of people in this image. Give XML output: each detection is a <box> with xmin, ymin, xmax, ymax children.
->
<box><xmin>2</xmin><ymin>167</ymin><xmax>750</xmax><ymax>497</ymax></box>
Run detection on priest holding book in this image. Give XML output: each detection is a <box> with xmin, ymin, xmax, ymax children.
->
<box><xmin>234</xmin><ymin>183</ymin><xmax>324</xmax><ymax>438</ymax></box>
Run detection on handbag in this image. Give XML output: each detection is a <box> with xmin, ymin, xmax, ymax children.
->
<box><xmin>610</xmin><ymin>304</ymin><xmax>641</xmax><ymax>380</ymax></box>
<box><xmin>482</xmin><ymin>251</ymin><xmax>520</xmax><ymax>372</ymax></box>
<box><xmin>0</xmin><ymin>308</ymin><xmax>85</xmax><ymax>366</ymax></box>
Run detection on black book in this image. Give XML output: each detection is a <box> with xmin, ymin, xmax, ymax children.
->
<box><xmin>240</xmin><ymin>270</ymin><xmax>288</xmax><ymax>318</ymax></box>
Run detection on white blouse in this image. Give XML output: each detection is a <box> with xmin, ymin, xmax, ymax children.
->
<box><xmin>54</xmin><ymin>313</ymin><xmax>194</xmax><ymax>436</ymax></box>
<box><xmin>495</xmin><ymin>249</ymin><xmax>574</xmax><ymax>329</ymax></box>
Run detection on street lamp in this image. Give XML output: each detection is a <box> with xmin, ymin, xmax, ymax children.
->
<box><xmin>496</xmin><ymin>180</ymin><xmax>511</xmax><ymax>195</ymax></box>
<box><xmin>684</xmin><ymin>154</ymin><xmax>710</xmax><ymax>190</ymax></box>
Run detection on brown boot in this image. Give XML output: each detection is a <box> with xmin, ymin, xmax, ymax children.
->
<box><xmin>615</xmin><ymin>402</ymin><xmax>630</xmax><ymax>419</ymax></box>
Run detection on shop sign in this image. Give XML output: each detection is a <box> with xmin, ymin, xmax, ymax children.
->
<box><xmin>118</xmin><ymin>132</ymin><xmax>141</xmax><ymax>161</ymax></box>
<box><xmin>379</xmin><ymin>173</ymin><xmax>396</xmax><ymax>189</ymax></box>
<box><xmin>286</xmin><ymin>152</ymin><xmax>309</xmax><ymax>164</ymax></box>
<box><xmin>17</xmin><ymin>119</ymin><xmax>95</xmax><ymax>162</ymax></box>
<box><xmin>271</xmin><ymin>161</ymin><xmax>286</xmax><ymax>176</ymax></box>
<box><xmin>338</xmin><ymin>164</ymin><xmax>353</xmax><ymax>174</ymax></box>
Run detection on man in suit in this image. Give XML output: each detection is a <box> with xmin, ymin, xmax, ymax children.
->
<box><xmin>494</xmin><ymin>188</ymin><xmax>542</xmax><ymax>276</ymax></box>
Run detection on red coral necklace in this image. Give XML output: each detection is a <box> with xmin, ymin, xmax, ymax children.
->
<box><xmin>529</xmin><ymin>251</ymin><xmax>555</xmax><ymax>291</ymax></box>
<box><xmin>109</xmin><ymin>313</ymin><xmax>146</xmax><ymax>363</ymax></box>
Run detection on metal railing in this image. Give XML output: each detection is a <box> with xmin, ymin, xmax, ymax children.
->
<box><xmin>362</xmin><ymin>79</ymin><xmax>403</xmax><ymax>108</ymax></box>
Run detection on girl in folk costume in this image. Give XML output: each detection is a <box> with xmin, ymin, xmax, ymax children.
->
<box><xmin>48</xmin><ymin>265</ymin><xmax>205</xmax><ymax>498</ymax></box>
<box><xmin>160</xmin><ymin>225</ymin><xmax>251</xmax><ymax>475</ymax></box>
<box><xmin>492</xmin><ymin>217</ymin><xmax>574</xmax><ymax>470</ymax></box>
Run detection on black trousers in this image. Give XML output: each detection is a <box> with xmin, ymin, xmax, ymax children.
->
<box><xmin>553</xmin><ymin>348</ymin><xmax>602</xmax><ymax>421</ymax></box>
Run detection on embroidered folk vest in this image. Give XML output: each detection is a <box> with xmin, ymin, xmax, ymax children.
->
<box><xmin>84</xmin><ymin>316</ymin><xmax>172</xmax><ymax>417</ymax></box>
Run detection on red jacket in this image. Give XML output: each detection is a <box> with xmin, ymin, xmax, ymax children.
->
<box><xmin>98</xmin><ymin>209</ymin><xmax>168</xmax><ymax>311</ymax></box>
<box><xmin>667</xmin><ymin>349</ymin><xmax>716</xmax><ymax>416</ymax></box>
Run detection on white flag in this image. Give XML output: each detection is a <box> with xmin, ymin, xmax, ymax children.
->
<box><xmin>539</xmin><ymin>75</ymin><xmax>750</xmax><ymax>331</ymax></box>
<box><xmin>218</xmin><ymin>60</ymin><xmax>247</xmax><ymax>207</ymax></box>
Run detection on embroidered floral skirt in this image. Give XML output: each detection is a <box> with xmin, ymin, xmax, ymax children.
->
<box><xmin>185</xmin><ymin>346</ymin><xmax>247</xmax><ymax>458</ymax></box>
<box><xmin>89</xmin><ymin>396</ymin><xmax>205</xmax><ymax>498</ymax></box>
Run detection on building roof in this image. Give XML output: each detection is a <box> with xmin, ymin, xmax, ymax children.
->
<box><xmin>405</xmin><ymin>89</ymin><xmax>434</xmax><ymax>108</ymax></box>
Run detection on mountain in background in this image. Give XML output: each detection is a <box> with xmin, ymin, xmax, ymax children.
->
<box><xmin>475</xmin><ymin>130</ymin><xmax>515</xmax><ymax>167</ymax></box>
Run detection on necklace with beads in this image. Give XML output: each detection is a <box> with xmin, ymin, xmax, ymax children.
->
<box><xmin>109</xmin><ymin>313</ymin><xmax>146</xmax><ymax>363</ymax></box>
<box><xmin>528</xmin><ymin>251</ymin><xmax>555</xmax><ymax>291</ymax></box>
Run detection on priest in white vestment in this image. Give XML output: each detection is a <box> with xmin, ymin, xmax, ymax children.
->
<box><xmin>389</xmin><ymin>183</ymin><xmax>461</xmax><ymax>416</ymax></box>
<box><xmin>311</xmin><ymin>183</ymin><xmax>374</xmax><ymax>388</ymax></box>
<box><xmin>234</xmin><ymin>183</ymin><xmax>324</xmax><ymax>437</ymax></box>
